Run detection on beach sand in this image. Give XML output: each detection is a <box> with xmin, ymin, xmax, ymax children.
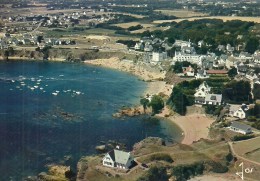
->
<box><xmin>86</xmin><ymin>57</ymin><xmax>215</xmax><ymax>145</ymax></box>
<box><xmin>169</xmin><ymin>113</ymin><xmax>214</xmax><ymax>145</ymax></box>
<box><xmin>85</xmin><ymin>57</ymin><xmax>165</xmax><ymax>81</ymax></box>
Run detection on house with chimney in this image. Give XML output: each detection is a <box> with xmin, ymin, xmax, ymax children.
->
<box><xmin>102</xmin><ymin>149</ymin><xmax>134</xmax><ymax>170</ymax></box>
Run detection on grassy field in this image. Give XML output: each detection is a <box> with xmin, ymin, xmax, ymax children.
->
<box><xmin>153</xmin><ymin>16</ymin><xmax>260</xmax><ymax>24</ymax></box>
<box><xmin>232</xmin><ymin>137</ymin><xmax>260</xmax><ymax>163</ymax></box>
<box><xmin>154</xmin><ymin>9</ymin><xmax>207</xmax><ymax>18</ymax></box>
<box><xmin>79</xmin><ymin>140</ymin><xmax>231</xmax><ymax>181</ymax></box>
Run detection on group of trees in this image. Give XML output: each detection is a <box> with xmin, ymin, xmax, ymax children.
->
<box><xmin>127</xmin><ymin>24</ymin><xmax>143</xmax><ymax>31</ymax></box>
<box><xmin>140</xmin><ymin>95</ymin><xmax>164</xmax><ymax>114</ymax></box>
<box><xmin>116</xmin><ymin>40</ymin><xmax>137</xmax><ymax>48</ymax></box>
<box><xmin>139</xmin><ymin>19</ymin><xmax>259</xmax><ymax>54</ymax></box>
<box><xmin>170</xmin><ymin>61</ymin><xmax>197</xmax><ymax>74</ymax></box>
<box><xmin>247</xmin><ymin>104</ymin><xmax>260</xmax><ymax>130</ymax></box>
<box><xmin>167</xmin><ymin>87</ymin><xmax>189</xmax><ymax>115</ymax></box>
<box><xmin>35</xmin><ymin>45</ymin><xmax>52</xmax><ymax>60</ymax></box>
<box><xmin>227</xmin><ymin>67</ymin><xmax>238</xmax><ymax>78</ymax></box>
<box><xmin>222</xmin><ymin>80</ymin><xmax>252</xmax><ymax>104</ymax></box>
<box><xmin>171</xmin><ymin>162</ymin><xmax>204</xmax><ymax>181</ymax></box>
<box><xmin>2</xmin><ymin>47</ymin><xmax>14</xmax><ymax>60</ymax></box>
<box><xmin>167</xmin><ymin>80</ymin><xmax>203</xmax><ymax>115</ymax></box>
<box><xmin>253</xmin><ymin>84</ymin><xmax>260</xmax><ymax>100</ymax></box>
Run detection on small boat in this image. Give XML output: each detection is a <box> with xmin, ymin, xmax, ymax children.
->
<box><xmin>52</xmin><ymin>92</ymin><xmax>58</xmax><ymax>96</ymax></box>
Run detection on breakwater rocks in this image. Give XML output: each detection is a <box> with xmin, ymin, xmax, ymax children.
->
<box><xmin>25</xmin><ymin>165</ymin><xmax>76</xmax><ymax>181</ymax></box>
<box><xmin>113</xmin><ymin>106</ymin><xmax>144</xmax><ymax>118</ymax></box>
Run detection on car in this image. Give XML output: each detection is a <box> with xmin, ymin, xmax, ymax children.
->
<box><xmin>141</xmin><ymin>163</ymin><xmax>149</xmax><ymax>169</ymax></box>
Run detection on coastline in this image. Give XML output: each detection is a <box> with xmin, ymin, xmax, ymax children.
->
<box><xmin>1</xmin><ymin>57</ymin><xmax>215</xmax><ymax>145</ymax></box>
<box><xmin>0</xmin><ymin>56</ymin><xmax>66</xmax><ymax>62</ymax></box>
<box><xmin>85</xmin><ymin>57</ymin><xmax>215</xmax><ymax>145</ymax></box>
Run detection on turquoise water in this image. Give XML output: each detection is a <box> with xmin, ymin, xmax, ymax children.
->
<box><xmin>0</xmin><ymin>61</ymin><xmax>182</xmax><ymax>180</ymax></box>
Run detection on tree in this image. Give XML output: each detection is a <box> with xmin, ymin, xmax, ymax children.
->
<box><xmin>227</xmin><ymin>67</ymin><xmax>237</xmax><ymax>78</ymax></box>
<box><xmin>41</xmin><ymin>45</ymin><xmax>52</xmax><ymax>60</ymax></box>
<box><xmin>222</xmin><ymin>80</ymin><xmax>252</xmax><ymax>103</ymax></box>
<box><xmin>37</xmin><ymin>35</ymin><xmax>44</xmax><ymax>43</ymax></box>
<box><xmin>253</xmin><ymin>84</ymin><xmax>260</xmax><ymax>100</ymax></box>
<box><xmin>4</xmin><ymin>49</ymin><xmax>9</xmax><ymax>60</ymax></box>
<box><xmin>140</xmin><ymin>98</ymin><xmax>149</xmax><ymax>113</ymax></box>
<box><xmin>168</xmin><ymin>87</ymin><xmax>189</xmax><ymax>115</ymax></box>
<box><xmin>171</xmin><ymin>61</ymin><xmax>193</xmax><ymax>73</ymax></box>
<box><xmin>245</xmin><ymin>37</ymin><xmax>259</xmax><ymax>54</ymax></box>
<box><xmin>168</xmin><ymin>36</ymin><xmax>175</xmax><ymax>44</ymax></box>
<box><xmin>149</xmin><ymin>95</ymin><xmax>164</xmax><ymax>114</ymax></box>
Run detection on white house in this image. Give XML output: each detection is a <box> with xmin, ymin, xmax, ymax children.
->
<box><xmin>245</xmin><ymin>72</ymin><xmax>258</xmax><ymax>81</ymax></box>
<box><xmin>102</xmin><ymin>149</ymin><xmax>134</xmax><ymax>170</ymax></box>
<box><xmin>173</xmin><ymin>51</ymin><xmax>202</xmax><ymax>65</ymax></box>
<box><xmin>151</xmin><ymin>51</ymin><xmax>167</xmax><ymax>64</ymax></box>
<box><xmin>198</xmin><ymin>40</ymin><xmax>204</xmax><ymax>48</ymax></box>
<box><xmin>194</xmin><ymin>81</ymin><xmax>211</xmax><ymax>98</ymax></box>
<box><xmin>204</xmin><ymin>94</ymin><xmax>222</xmax><ymax>105</ymax></box>
<box><xmin>228</xmin><ymin>104</ymin><xmax>249</xmax><ymax>119</ymax></box>
<box><xmin>229</xmin><ymin>121</ymin><xmax>252</xmax><ymax>135</ymax></box>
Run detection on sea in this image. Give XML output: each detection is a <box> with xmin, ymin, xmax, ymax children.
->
<box><xmin>0</xmin><ymin>61</ymin><xmax>182</xmax><ymax>180</ymax></box>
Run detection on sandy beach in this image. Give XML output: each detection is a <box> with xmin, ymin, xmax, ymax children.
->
<box><xmin>169</xmin><ymin>113</ymin><xmax>214</xmax><ymax>145</ymax></box>
<box><xmin>85</xmin><ymin>57</ymin><xmax>215</xmax><ymax>145</ymax></box>
<box><xmin>84</xmin><ymin>57</ymin><xmax>165</xmax><ymax>81</ymax></box>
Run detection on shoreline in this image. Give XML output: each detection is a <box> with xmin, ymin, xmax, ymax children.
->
<box><xmin>0</xmin><ymin>56</ymin><xmax>66</xmax><ymax>62</ymax></box>
<box><xmin>1</xmin><ymin>57</ymin><xmax>214</xmax><ymax>145</ymax></box>
<box><xmin>85</xmin><ymin>57</ymin><xmax>215</xmax><ymax>145</ymax></box>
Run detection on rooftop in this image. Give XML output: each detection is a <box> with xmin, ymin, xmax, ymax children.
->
<box><xmin>230</xmin><ymin>121</ymin><xmax>251</xmax><ymax>131</ymax></box>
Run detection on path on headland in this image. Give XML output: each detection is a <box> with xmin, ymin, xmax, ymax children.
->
<box><xmin>228</xmin><ymin>141</ymin><xmax>260</xmax><ymax>167</ymax></box>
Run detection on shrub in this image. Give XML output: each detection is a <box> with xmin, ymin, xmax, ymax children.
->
<box><xmin>206</xmin><ymin>161</ymin><xmax>228</xmax><ymax>173</ymax></box>
<box><xmin>232</xmin><ymin>135</ymin><xmax>255</xmax><ymax>141</ymax></box>
<box><xmin>149</xmin><ymin>95</ymin><xmax>164</xmax><ymax>114</ymax></box>
<box><xmin>171</xmin><ymin>162</ymin><xmax>204</xmax><ymax>181</ymax></box>
<box><xmin>137</xmin><ymin>166</ymin><xmax>168</xmax><ymax>181</ymax></box>
<box><xmin>150</xmin><ymin>153</ymin><xmax>173</xmax><ymax>163</ymax></box>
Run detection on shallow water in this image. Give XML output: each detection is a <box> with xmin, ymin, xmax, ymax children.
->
<box><xmin>0</xmin><ymin>61</ymin><xmax>182</xmax><ymax>180</ymax></box>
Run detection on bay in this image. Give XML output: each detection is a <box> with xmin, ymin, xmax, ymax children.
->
<box><xmin>0</xmin><ymin>61</ymin><xmax>182</xmax><ymax>180</ymax></box>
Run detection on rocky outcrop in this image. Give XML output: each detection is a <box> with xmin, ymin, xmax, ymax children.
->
<box><xmin>113</xmin><ymin>106</ymin><xmax>144</xmax><ymax>118</ymax></box>
<box><xmin>132</xmin><ymin>137</ymin><xmax>166</xmax><ymax>156</ymax></box>
<box><xmin>77</xmin><ymin>157</ymin><xmax>89</xmax><ymax>181</ymax></box>
<box><xmin>36</xmin><ymin>165</ymin><xmax>76</xmax><ymax>181</ymax></box>
<box><xmin>95</xmin><ymin>145</ymin><xmax>107</xmax><ymax>152</ymax></box>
